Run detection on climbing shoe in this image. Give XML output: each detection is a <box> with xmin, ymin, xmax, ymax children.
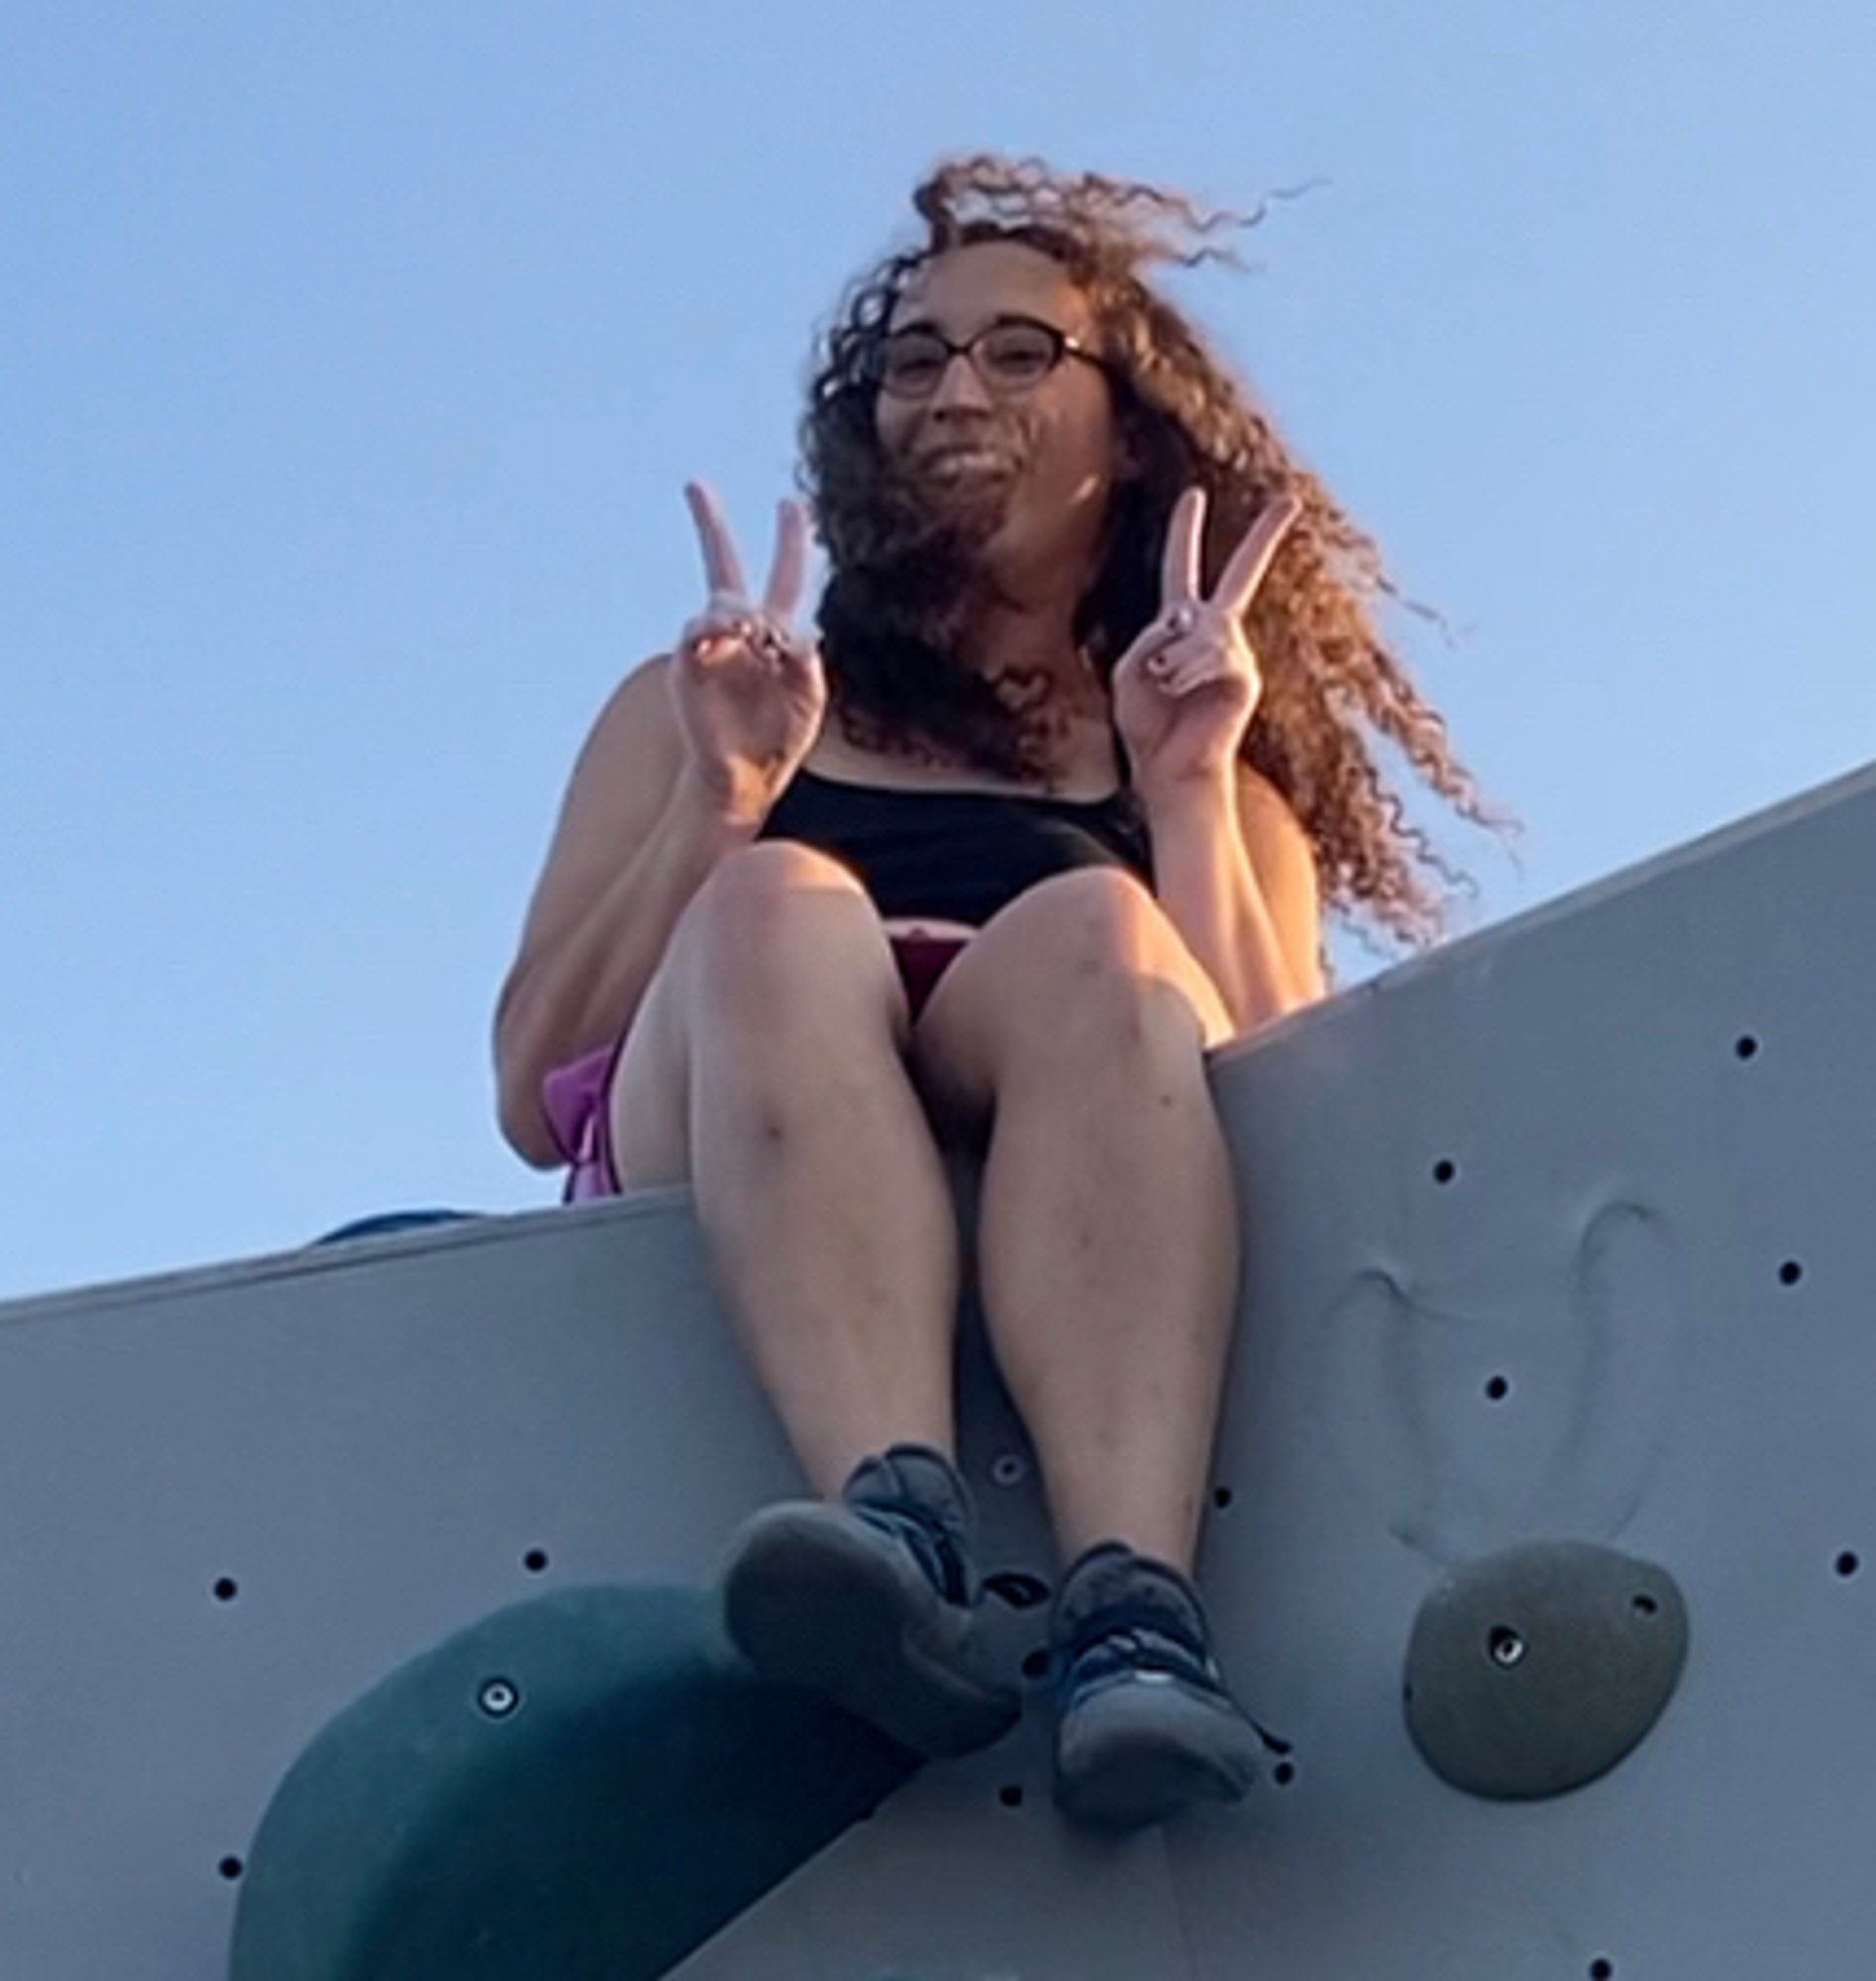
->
<box><xmin>1049</xmin><ymin>1541</ymin><xmax>1259</xmax><ymax>1830</ymax></box>
<box><xmin>719</xmin><ymin>1443</ymin><xmax>1020</xmax><ymax>1759</ymax></box>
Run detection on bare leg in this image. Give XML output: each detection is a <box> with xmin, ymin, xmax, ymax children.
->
<box><xmin>612</xmin><ymin>845</ymin><xmax>961</xmax><ymax>1496</ymax></box>
<box><xmin>979</xmin><ymin>979</ymin><xmax>1240</xmax><ymax>1571</ymax></box>
<box><xmin>908</xmin><ymin>873</ymin><xmax>1245</xmax><ymax>1575</ymax></box>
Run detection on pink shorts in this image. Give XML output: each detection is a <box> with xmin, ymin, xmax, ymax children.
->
<box><xmin>540</xmin><ymin>933</ymin><xmax>972</xmax><ymax>1203</ymax></box>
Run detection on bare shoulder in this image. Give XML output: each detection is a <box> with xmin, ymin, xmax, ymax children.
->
<box><xmin>509</xmin><ymin>655</ymin><xmax>687</xmax><ymax>969</ymax></box>
<box><xmin>574</xmin><ymin>652</ymin><xmax>681</xmax><ymax>777</ymax></box>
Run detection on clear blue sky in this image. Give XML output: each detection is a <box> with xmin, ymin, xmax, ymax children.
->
<box><xmin>4</xmin><ymin>2</ymin><xmax>1872</xmax><ymax>1302</ymax></box>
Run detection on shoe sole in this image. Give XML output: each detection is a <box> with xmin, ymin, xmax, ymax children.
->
<box><xmin>721</xmin><ymin>1504</ymin><xmax>1019</xmax><ymax>1760</ymax></box>
<box><xmin>1056</xmin><ymin>1681</ymin><xmax>1259</xmax><ymax>1831</ymax></box>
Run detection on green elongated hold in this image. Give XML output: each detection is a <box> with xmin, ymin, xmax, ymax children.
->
<box><xmin>230</xmin><ymin>1584</ymin><xmax>919</xmax><ymax>1980</ymax></box>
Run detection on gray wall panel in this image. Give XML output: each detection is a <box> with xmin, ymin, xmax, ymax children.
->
<box><xmin>3</xmin><ymin>759</ymin><xmax>1872</xmax><ymax>1978</ymax></box>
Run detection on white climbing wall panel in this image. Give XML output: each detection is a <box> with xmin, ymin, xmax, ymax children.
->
<box><xmin>1</xmin><ymin>759</ymin><xmax>1871</xmax><ymax>1980</ymax></box>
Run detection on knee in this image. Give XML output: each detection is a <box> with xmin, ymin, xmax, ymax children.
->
<box><xmin>1009</xmin><ymin>868</ymin><xmax>1168</xmax><ymax>987</ymax></box>
<box><xmin>997</xmin><ymin>871</ymin><xmax>1203</xmax><ymax>1054</ymax></box>
<box><xmin>677</xmin><ymin>840</ymin><xmax>890</xmax><ymax>1004</ymax></box>
<box><xmin>687</xmin><ymin>839</ymin><xmax>872</xmax><ymax>942</ymax></box>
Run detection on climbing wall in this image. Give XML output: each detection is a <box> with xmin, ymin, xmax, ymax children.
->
<box><xmin>1</xmin><ymin>758</ymin><xmax>1871</xmax><ymax>1979</ymax></box>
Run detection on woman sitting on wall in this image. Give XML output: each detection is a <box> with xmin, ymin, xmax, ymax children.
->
<box><xmin>493</xmin><ymin>154</ymin><xmax>1509</xmax><ymax>1830</ymax></box>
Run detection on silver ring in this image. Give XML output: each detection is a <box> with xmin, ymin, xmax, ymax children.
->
<box><xmin>1167</xmin><ymin>602</ymin><xmax>1198</xmax><ymax>637</ymax></box>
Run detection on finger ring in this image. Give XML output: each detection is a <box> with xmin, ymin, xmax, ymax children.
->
<box><xmin>1167</xmin><ymin>602</ymin><xmax>1198</xmax><ymax>637</ymax></box>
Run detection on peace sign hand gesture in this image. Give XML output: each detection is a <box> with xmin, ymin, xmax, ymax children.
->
<box><xmin>1110</xmin><ymin>485</ymin><xmax>1303</xmax><ymax>811</ymax></box>
<box><xmin>669</xmin><ymin>481</ymin><xmax>827</xmax><ymax>824</ymax></box>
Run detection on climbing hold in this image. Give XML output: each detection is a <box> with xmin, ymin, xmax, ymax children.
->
<box><xmin>228</xmin><ymin>1585</ymin><xmax>918</xmax><ymax>1980</ymax></box>
<box><xmin>1404</xmin><ymin>1539</ymin><xmax>1688</xmax><ymax>1799</ymax></box>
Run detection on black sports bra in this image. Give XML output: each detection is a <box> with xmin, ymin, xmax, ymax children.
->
<box><xmin>756</xmin><ymin>767</ymin><xmax>1155</xmax><ymax>928</ymax></box>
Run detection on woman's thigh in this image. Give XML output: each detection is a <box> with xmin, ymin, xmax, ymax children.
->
<box><xmin>606</xmin><ymin>840</ymin><xmax>912</xmax><ymax>1189</ymax></box>
<box><xmin>905</xmin><ymin>867</ymin><xmax>1234</xmax><ymax>1145</ymax></box>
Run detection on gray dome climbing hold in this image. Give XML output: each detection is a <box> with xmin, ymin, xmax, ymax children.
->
<box><xmin>1404</xmin><ymin>1540</ymin><xmax>1689</xmax><ymax>1799</ymax></box>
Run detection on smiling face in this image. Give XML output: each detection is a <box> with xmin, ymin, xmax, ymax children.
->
<box><xmin>874</xmin><ymin>239</ymin><xmax>1130</xmax><ymax>603</ymax></box>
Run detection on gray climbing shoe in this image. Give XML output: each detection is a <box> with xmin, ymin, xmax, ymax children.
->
<box><xmin>719</xmin><ymin>1443</ymin><xmax>1020</xmax><ymax>1759</ymax></box>
<box><xmin>1049</xmin><ymin>1541</ymin><xmax>1259</xmax><ymax>1830</ymax></box>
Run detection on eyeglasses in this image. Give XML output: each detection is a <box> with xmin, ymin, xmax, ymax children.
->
<box><xmin>871</xmin><ymin>315</ymin><xmax>1102</xmax><ymax>400</ymax></box>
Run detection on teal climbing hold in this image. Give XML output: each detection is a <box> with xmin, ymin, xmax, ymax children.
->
<box><xmin>229</xmin><ymin>1584</ymin><xmax>920</xmax><ymax>1980</ymax></box>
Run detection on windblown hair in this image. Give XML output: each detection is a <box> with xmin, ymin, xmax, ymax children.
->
<box><xmin>798</xmin><ymin>153</ymin><xmax>1520</xmax><ymax>966</ymax></box>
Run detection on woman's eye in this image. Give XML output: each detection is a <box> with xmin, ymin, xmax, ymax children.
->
<box><xmin>985</xmin><ymin>338</ymin><xmax>1052</xmax><ymax>376</ymax></box>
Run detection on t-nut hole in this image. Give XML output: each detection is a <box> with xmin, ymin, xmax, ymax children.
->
<box><xmin>1837</xmin><ymin>1552</ymin><xmax>1861</xmax><ymax>1579</ymax></box>
<box><xmin>1590</xmin><ymin>1961</ymin><xmax>1615</xmax><ymax>1980</ymax></box>
<box><xmin>522</xmin><ymin>1548</ymin><xmax>550</xmax><ymax>1574</ymax></box>
<box><xmin>219</xmin><ymin>1857</ymin><xmax>245</xmax><ymax>1882</ymax></box>
<box><xmin>1779</xmin><ymin>1259</ymin><xmax>1805</xmax><ymax>1287</ymax></box>
<box><xmin>990</xmin><ymin>1453</ymin><xmax>1028</xmax><ymax>1488</ymax></box>
<box><xmin>1488</xmin><ymin>1625</ymin><xmax>1526</xmax><ymax>1668</ymax></box>
<box><xmin>1273</xmin><ymin>1761</ymin><xmax>1297</xmax><ymax>1787</ymax></box>
<box><xmin>998</xmin><ymin>1784</ymin><xmax>1023</xmax><ymax>1809</ymax></box>
<box><xmin>1485</xmin><ymin>1375</ymin><xmax>1511</xmax><ymax>1402</ymax></box>
<box><xmin>1632</xmin><ymin>1593</ymin><xmax>1658</xmax><ymax>1616</ymax></box>
<box><xmin>1432</xmin><ymin>1158</ymin><xmax>1458</xmax><ymax>1185</ymax></box>
<box><xmin>1212</xmin><ymin>1485</ymin><xmax>1234</xmax><ymax>1511</ymax></box>
<box><xmin>1734</xmin><ymin>1035</ymin><xmax>1759</xmax><ymax>1061</ymax></box>
<box><xmin>212</xmin><ymin>1577</ymin><xmax>239</xmax><ymax>1603</ymax></box>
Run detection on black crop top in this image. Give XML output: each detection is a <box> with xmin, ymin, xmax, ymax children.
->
<box><xmin>756</xmin><ymin>768</ymin><xmax>1155</xmax><ymax>927</ymax></box>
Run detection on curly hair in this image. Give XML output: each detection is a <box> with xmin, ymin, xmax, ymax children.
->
<box><xmin>797</xmin><ymin>153</ymin><xmax>1520</xmax><ymax>968</ymax></box>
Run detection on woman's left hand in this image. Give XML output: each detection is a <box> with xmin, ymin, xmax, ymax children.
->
<box><xmin>1111</xmin><ymin>485</ymin><xmax>1303</xmax><ymax>807</ymax></box>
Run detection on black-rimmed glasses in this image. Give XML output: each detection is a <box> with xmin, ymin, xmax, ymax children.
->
<box><xmin>871</xmin><ymin>315</ymin><xmax>1103</xmax><ymax>400</ymax></box>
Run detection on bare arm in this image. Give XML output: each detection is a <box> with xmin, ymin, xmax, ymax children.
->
<box><xmin>492</xmin><ymin>657</ymin><xmax>760</xmax><ymax>1166</ymax></box>
<box><xmin>1143</xmin><ymin>765</ymin><xmax>1325</xmax><ymax>1038</ymax></box>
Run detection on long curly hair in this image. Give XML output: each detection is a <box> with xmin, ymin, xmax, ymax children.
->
<box><xmin>798</xmin><ymin>153</ymin><xmax>1520</xmax><ymax>966</ymax></box>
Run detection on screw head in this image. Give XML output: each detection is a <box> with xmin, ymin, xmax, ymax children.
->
<box><xmin>477</xmin><ymin>1677</ymin><xmax>521</xmax><ymax>1719</ymax></box>
<box><xmin>1488</xmin><ymin>1626</ymin><xmax>1527</xmax><ymax>1669</ymax></box>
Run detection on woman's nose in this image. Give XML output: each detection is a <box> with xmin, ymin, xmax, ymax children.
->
<box><xmin>925</xmin><ymin>349</ymin><xmax>994</xmax><ymax>414</ymax></box>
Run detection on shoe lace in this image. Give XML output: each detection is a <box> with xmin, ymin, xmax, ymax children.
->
<box><xmin>1059</xmin><ymin>1606</ymin><xmax>1223</xmax><ymax>1697</ymax></box>
<box><xmin>853</xmin><ymin>1505</ymin><xmax>972</xmax><ymax>1607</ymax></box>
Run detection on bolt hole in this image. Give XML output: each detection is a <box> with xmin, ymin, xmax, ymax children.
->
<box><xmin>1779</xmin><ymin>1259</ymin><xmax>1805</xmax><ymax>1287</ymax></box>
<box><xmin>983</xmin><ymin>1570</ymin><xmax>1050</xmax><ymax>1611</ymax></box>
<box><xmin>1590</xmin><ymin>1961</ymin><xmax>1615</xmax><ymax>1980</ymax></box>
<box><xmin>1485</xmin><ymin>1375</ymin><xmax>1510</xmax><ymax>1402</ymax></box>
<box><xmin>998</xmin><ymin>1784</ymin><xmax>1023</xmax><ymax>1809</ymax></box>
<box><xmin>522</xmin><ymin>1548</ymin><xmax>549</xmax><ymax>1574</ymax></box>
<box><xmin>1273</xmin><ymin>1761</ymin><xmax>1296</xmax><ymax>1787</ymax></box>
<box><xmin>219</xmin><ymin>1857</ymin><xmax>245</xmax><ymax>1882</ymax></box>
<box><xmin>212</xmin><ymin>1577</ymin><xmax>239</xmax><ymax>1603</ymax></box>
<box><xmin>1022</xmin><ymin>1648</ymin><xmax>1051</xmax><ymax>1681</ymax></box>
<box><xmin>1734</xmin><ymin>1035</ymin><xmax>1759</xmax><ymax>1061</ymax></box>
<box><xmin>1403</xmin><ymin>1682</ymin><xmax>1414</xmax><ymax>1703</ymax></box>
<box><xmin>1632</xmin><ymin>1593</ymin><xmax>1658</xmax><ymax>1616</ymax></box>
<box><xmin>1837</xmin><ymin>1552</ymin><xmax>1861</xmax><ymax>1578</ymax></box>
<box><xmin>1212</xmin><ymin>1485</ymin><xmax>1234</xmax><ymax>1511</ymax></box>
<box><xmin>1432</xmin><ymin>1159</ymin><xmax>1457</xmax><ymax>1185</ymax></box>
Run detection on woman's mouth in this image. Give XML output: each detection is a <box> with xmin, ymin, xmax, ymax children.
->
<box><xmin>920</xmin><ymin>446</ymin><xmax>1013</xmax><ymax>482</ymax></box>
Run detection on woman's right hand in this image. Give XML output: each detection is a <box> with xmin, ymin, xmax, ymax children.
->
<box><xmin>669</xmin><ymin>481</ymin><xmax>828</xmax><ymax>824</ymax></box>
